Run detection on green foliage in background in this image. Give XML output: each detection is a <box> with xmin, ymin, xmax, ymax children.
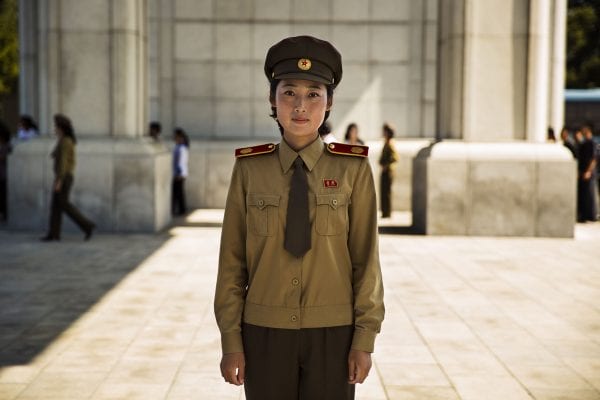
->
<box><xmin>568</xmin><ymin>0</ymin><xmax>600</xmax><ymax>88</ymax></box>
<box><xmin>0</xmin><ymin>0</ymin><xmax>18</xmax><ymax>95</ymax></box>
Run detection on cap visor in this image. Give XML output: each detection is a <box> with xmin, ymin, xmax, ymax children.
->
<box><xmin>274</xmin><ymin>72</ymin><xmax>332</xmax><ymax>85</ymax></box>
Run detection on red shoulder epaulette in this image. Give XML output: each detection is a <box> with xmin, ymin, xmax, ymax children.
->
<box><xmin>325</xmin><ymin>142</ymin><xmax>369</xmax><ymax>157</ymax></box>
<box><xmin>235</xmin><ymin>143</ymin><xmax>276</xmax><ymax>158</ymax></box>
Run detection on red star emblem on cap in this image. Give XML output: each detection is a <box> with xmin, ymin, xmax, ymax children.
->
<box><xmin>298</xmin><ymin>58</ymin><xmax>312</xmax><ymax>71</ymax></box>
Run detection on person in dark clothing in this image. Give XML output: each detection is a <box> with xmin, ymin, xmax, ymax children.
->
<box><xmin>0</xmin><ymin>120</ymin><xmax>12</xmax><ymax>221</ymax></box>
<box><xmin>41</xmin><ymin>114</ymin><xmax>96</xmax><ymax>241</ymax></box>
<box><xmin>547</xmin><ymin>127</ymin><xmax>556</xmax><ymax>143</ymax></box>
<box><xmin>148</xmin><ymin>121</ymin><xmax>161</xmax><ymax>141</ymax></box>
<box><xmin>577</xmin><ymin>124</ymin><xmax>598</xmax><ymax>222</ymax></box>
<box><xmin>379</xmin><ymin>123</ymin><xmax>398</xmax><ymax>218</ymax></box>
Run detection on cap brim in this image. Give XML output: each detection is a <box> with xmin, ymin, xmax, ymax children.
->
<box><xmin>274</xmin><ymin>72</ymin><xmax>332</xmax><ymax>85</ymax></box>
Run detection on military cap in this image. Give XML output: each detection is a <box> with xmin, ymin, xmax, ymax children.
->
<box><xmin>264</xmin><ymin>36</ymin><xmax>343</xmax><ymax>87</ymax></box>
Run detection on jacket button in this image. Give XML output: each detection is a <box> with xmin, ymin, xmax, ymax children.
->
<box><xmin>291</xmin><ymin>315</ymin><xmax>298</xmax><ymax>322</ymax></box>
<box><xmin>292</xmin><ymin>278</ymin><xmax>299</xmax><ymax>286</ymax></box>
<box><xmin>332</xmin><ymin>199</ymin><xmax>338</xmax><ymax>206</ymax></box>
<box><xmin>258</xmin><ymin>199</ymin><xmax>264</xmax><ymax>206</ymax></box>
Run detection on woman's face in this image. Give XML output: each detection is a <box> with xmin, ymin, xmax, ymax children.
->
<box><xmin>54</xmin><ymin>125</ymin><xmax>63</xmax><ymax>137</ymax></box>
<box><xmin>272</xmin><ymin>79</ymin><xmax>330</xmax><ymax>141</ymax></box>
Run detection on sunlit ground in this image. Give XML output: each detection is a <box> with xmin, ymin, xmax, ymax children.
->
<box><xmin>0</xmin><ymin>213</ymin><xmax>599</xmax><ymax>399</ymax></box>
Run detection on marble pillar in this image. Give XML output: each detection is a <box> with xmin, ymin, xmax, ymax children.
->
<box><xmin>10</xmin><ymin>0</ymin><xmax>171</xmax><ymax>233</ymax></box>
<box><xmin>414</xmin><ymin>0</ymin><xmax>575</xmax><ymax>237</ymax></box>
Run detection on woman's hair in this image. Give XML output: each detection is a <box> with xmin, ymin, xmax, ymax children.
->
<box><xmin>268</xmin><ymin>79</ymin><xmax>334</xmax><ymax>136</ymax></box>
<box><xmin>319</xmin><ymin>121</ymin><xmax>332</xmax><ymax>137</ymax></box>
<box><xmin>53</xmin><ymin>114</ymin><xmax>77</xmax><ymax>144</ymax></box>
<box><xmin>149</xmin><ymin>121</ymin><xmax>161</xmax><ymax>132</ymax></box>
<box><xmin>383</xmin><ymin>122</ymin><xmax>395</xmax><ymax>138</ymax></box>
<box><xmin>344</xmin><ymin>123</ymin><xmax>358</xmax><ymax>141</ymax></box>
<box><xmin>20</xmin><ymin>115</ymin><xmax>38</xmax><ymax>131</ymax></box>
<box><xmin>174</xmin><ymin>127</ymin><xmax>190</xmax><ymax>148</ymax></box>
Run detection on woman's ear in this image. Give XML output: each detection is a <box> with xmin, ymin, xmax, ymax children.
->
<box><xmin>326</xmin><ymin>96</ymin><xmax>333</xmax><ymax>111</ymax></box>
<box><xmin>269</xmin><ymin>90</ymin><xmax>276</xmax><ymax>108</ymax></box>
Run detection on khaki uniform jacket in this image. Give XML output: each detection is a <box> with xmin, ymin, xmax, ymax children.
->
<box><xmin>379</xmin><ymin>141</ymin><xmax>397</xmax><ymax>176</ymax></box>
<box><xmin>52</xmin><ymin>136</ymin><xmax>75</xmax><ymax>180</ymax></box>
<box><xmin>214</xmin><ymin>137</ymin><xmax>384</xmax><ymax>355</ymax></box>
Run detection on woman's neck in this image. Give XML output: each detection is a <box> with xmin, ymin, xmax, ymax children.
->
<box><xmin>283</xmin><ymin>132</ymin><xmax>319</xmax><ymax>152</ymax></box>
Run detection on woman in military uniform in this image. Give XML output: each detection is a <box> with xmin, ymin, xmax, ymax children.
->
<box><xmin>214</xmin><ymin>36</ymin><xmax>384</xmax><ymax>400</ymax></box>
<box><xmin>379</xmin><ymin>123</ymin><xmax>398</xmax><ymax>218</ymax></box>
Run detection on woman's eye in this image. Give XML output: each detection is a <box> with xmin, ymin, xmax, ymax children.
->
<box><xmin>283</xmin><ymin>90</ymin><xmax>295</xmax><ymax>96</ymax></box>
<box><xmin>308</xmin><ymin>92</ymin><xmax>321</xmax><ymax>98</ymax></box>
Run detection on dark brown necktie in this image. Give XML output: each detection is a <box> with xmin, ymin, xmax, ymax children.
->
<box><xmin>284</xmin><ymin>157</ymin><xmax>311</xmax><ymax>257</ymax></box>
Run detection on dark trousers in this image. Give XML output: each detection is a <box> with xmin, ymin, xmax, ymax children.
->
<box><xmin>172</xmin><ymin>177</ymin><xmax>186</xmax><ymax>216</ymax></box>
<box><xmin>577</xmin><ymin>176</ymin><xmax>598</xmax><ymax>222</ymax></box>
<box><xmin>380</xmin><ymin>171</ymin><xmax>392</xmax><ymax>218</ymax></box>
<box><xmin>242</xmin><ymin>323</ymin><xmax>355</xmax><ymax>400</ymax></box>
<box><xmin>47</xmin><ymin>174</ymin><xmax>94</xmax><ymax>238</ymax></box>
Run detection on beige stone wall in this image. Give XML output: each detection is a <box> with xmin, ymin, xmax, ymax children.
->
<box><xmin>148</xmin><ymin>0</ymin><xmax>438</xmax><ymax>141</ymax></box>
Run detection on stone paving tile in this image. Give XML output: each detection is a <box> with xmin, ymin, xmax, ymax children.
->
<box><xmin>1</xmin><ymin>216</ymin><xmax>600</xmax><ymax>399</ymax></box>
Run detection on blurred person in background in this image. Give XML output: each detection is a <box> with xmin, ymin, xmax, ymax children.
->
<box><xmin>17</xmin><ymin>115</ymin><xmax>39</xmax><ymax>141</ymax></box>
<box><xmin>379</xmin><ymin>123</ymin><xmax>398</xmax><ymax>218</ymax></box>
<box><xmin>344</xmin><ymin>123</ymin><xmax>364</xmax><ymax>145</ymax></box>
<box><xmin>41</xmin><ymin>114</ymin><xmax>96</xmax><ymax>241</ymax></box>
<box><xmin>172</xmin><ymin>127</ymin><xmax>189</xmax><ymax>216</ymax></box>
<box><xmin>148</xmin><ymin>121</ymin><xmax>162</xmax><ymax>142</ymax></box>
<box><xmin>560</xmin><ymin>127</ymin><xmax>577</xmax><ymax>159</ymax></box>
<box><xmin>0</xmin><ymin>119</ymin><xmax>12</xmax><ymax>221</ymax></box>
<box><xmin>577</xmin><ymin>124</ymin><xmax>598</xmax><ymax>222</ymax></box>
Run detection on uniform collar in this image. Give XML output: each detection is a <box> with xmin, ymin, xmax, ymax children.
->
<box><xmin>279</xmin><ymin>136</ymin><xmax>324</xmax><ymax>173</ymax></box>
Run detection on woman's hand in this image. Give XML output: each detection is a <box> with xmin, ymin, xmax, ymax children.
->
<box><xmin>348</xmin><ymin>349</ymin><xmax>372</xmax><ymax>384</ymax></box>
<box><xmin>220</xmin><ymin>352</ymin><xmax>245</xmax><ymax>386</ymax></box>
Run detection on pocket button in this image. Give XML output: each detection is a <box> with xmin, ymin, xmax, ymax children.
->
<box><xmin>258</xmin><ymin>199</ymin><xmax>264</xmax><ymax>206</ymax></box>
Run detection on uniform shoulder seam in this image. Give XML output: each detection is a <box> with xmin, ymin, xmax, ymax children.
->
<box><xmin>235</xmin><ymin>143</ymin><xmax>276</xmax><ymax>158</ymax></box>
<box><xmin>325</xmin><ymin>142</ymin><xmax>369</xmax><ymax>157</ymax></box>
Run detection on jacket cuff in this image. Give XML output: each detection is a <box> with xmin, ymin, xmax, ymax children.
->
<box><xmin>221</xmin><ymin>331</ymin><xmax>244</xmax><ymax>354</ymax></box>
<box><xmin>351</xmin><ymin>328</ymin><xmax>377</xmax><ymax>353</ymax></box>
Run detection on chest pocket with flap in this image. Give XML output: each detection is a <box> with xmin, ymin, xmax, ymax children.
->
<box><xmin>315</xmin><ymin>193</ymin><xmax>349</xmax><ymax>236</ymax></box>
<box><xmin>247</xmin><ymin>193</ymin><xmax>280</xmax><ymax>236</ymax></box>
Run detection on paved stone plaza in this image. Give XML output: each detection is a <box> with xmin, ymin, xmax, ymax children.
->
<box><xmin>0</xmin><ymin>211</ymin><xmax>599</xmax><ymax>399</ymax></box>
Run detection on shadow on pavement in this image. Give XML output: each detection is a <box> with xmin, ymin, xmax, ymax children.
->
<box><xmin>0</xmin><ymin>231</ymin><xmax>171</xmax><ymax>367</ymax></box>
<box><xmin>378</xmin><ymin>225</ymin><xmax>422</xmax><ymax>235</ymax></box>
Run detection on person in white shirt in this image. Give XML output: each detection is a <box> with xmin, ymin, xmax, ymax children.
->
<box><xmin>172</xmin><ymin>127</ymin><xmax>189</xmax><ymax>216</ymax></box>
<box><xmin>17</xmin><ymin>115</ymin><xmax>39</xmax><ymax>141</ymax></box>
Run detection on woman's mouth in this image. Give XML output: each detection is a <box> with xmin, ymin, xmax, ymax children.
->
<box><xmin>292</xmin><ymin>118</ymin><xmax>309</xmax><ymax>124</ymax></box>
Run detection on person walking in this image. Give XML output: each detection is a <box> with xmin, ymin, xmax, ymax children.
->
<box><xmin>214</xmin><ymin>36</ymin><xmax>384</xmax><ymax>400</ymax></box>
<box><xmin>0</xmin><ymin>119</ymin><xmax>12</xmax><ymax>221</ymax></box>
<box><xmin>172</xmin><ymin>127</ymin><xmax>189</xmax><ymax>216</ymax></box>
<box><xmin>379</xmin><ymin>123</ymin><xmax>398</xmax><ymax>218</ymax></box>
<box><xmin>41</xmin><ymin>114</ymin><xmax>95</xmax><ymax>241</ymax></box>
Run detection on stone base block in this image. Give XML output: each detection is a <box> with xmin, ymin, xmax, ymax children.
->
<box><xmin>412</xmin><ymin>141</ymin><xmax>577</xmax><ymax>237</ymax></box>
<box><xmin>8</xmin><ymin>137</ymin><xmax>171</xmax><ymax>233</ymax></box>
